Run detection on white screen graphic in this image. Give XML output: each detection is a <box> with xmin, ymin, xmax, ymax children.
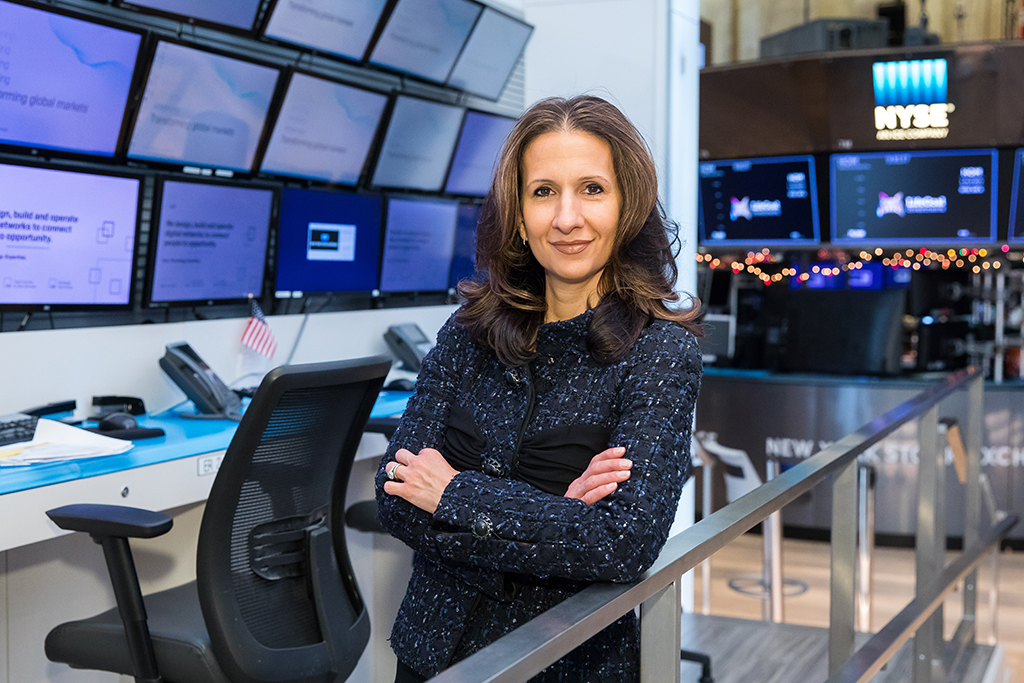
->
<box><xmin>372</xmin><ymin>96</ymin><xmax>463</xmax><ymax>191</ymax></box>
<box><xmin>128</xmin><ymin>42</ymin><xmax>279</xmax><ymax>171</ymax></box>
<box><xmin>149</xmin><ymin>181</ymin><xmax>272</xmax><ymax>303</ymax></box>
<box><xmin>379</xmin><ymin>198</ymin><xmax>458</xmax><ymax>292</ymax></box>
<box><xmin>447</xmin><ymin>8</ymin><xmax>531</xmax><ymax>100</ymax></box>
<box><xmin>0</xmin><ymin>163</ymin><xmax>139</xmax><ymax>306</ymax></box>
<box><xmin>306</xmin><ymin>222</ymin><xmax>356</xmax><ymax>262</ymax></box>
<box><xmin>263</xmin><ymin>0</ymin><xmax>388</xmax><ymax>61</ymax></box>
<box><xmin>0</xmin><ymin>1</ymin><xmax>141</xmax><ymax>156</ymax></box>
<box><xmin>123</xmin><ymin>0</ymin><xmax>261</xmax><ymax>30</ymax></box>
<box><xmin>260</xmin><ymin>73</ymin><xmax>387</xmax><ymax>184</ymax></box>
<box><xmin>369</xmin><ymin>0</ymin><xmax>480</xmax><ymax>82</ymax></box>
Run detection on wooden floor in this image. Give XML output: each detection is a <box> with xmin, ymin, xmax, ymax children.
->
<box><xmin>689</xmin><ymin>534</ymin><xmax>1024</xmax><ymax>681</ymax></box>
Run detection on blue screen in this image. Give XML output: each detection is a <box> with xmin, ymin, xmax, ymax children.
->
<box><xmin>446</xmin><ymin>7</ymin><xmax>532</xmax><ymax>100</ymax></box>
<box><xmin>263</xmin><ymin>0</ymin><xmax>388</xmax><ymax>61</ymax></box>
<box><xmin>1008</xmin><ymin>149</ymin><xmax>1024</xmax><ymax>243</ymax></box>
<box><xmin>368</xmin><ymin>0</ymin><xmax>480</xmax><ymax>83</ymax></box>
<box><xmin>847</xmin><ymin>261</ymin><xmax>883</xmax><ymax>290</ymax></box>
<box><xmin>449</xmin><ymin>203</ymin><xmax>480</xmax><ymax>288</ymax></box>
<box><xmin>128</xmin><ymin>42</ymin><xmax>280</xmax><ymax>171</ymax></box>
<box><xmin>149</xmin><ymin>180</ymin><xmax>272</xmax><ymax>304</ymax></box>
<box><xmin>372</xmin><ymin>96</ymin><xmax>464</xmax><ymax>191</ymax></box>
<box><xmin>379</xmin><ymin>197</ymin><xmax>458</xmax><ymax>292</ymax></box>
<box><xmin>275</xmin><ymin>187</ymin><xmax>382</xmax><ymax>293</ymax></box>
<box><xmin>445</xmin><ymin>111</ymin><xmax>515</xmax><ymax>196</ymax></box>
<box><xmin>0</xmin><ymin>1</ymin><xmax>142</xmax><ymax>157</ymax></box>
<box><xmin>121</xmin><ymin>0</ymin><xmax>261</xmax><ymax>30</ymax></box>
<box><xmin>0</xmin><ymin>162</ymin><xmax>140</xmax><ymax>307</ymax></box>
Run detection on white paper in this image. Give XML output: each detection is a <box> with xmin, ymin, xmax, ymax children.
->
<box><xmin>0</xmin><ymin>418</ymin><xmax>133</xmax><ymax>465</ymax></box>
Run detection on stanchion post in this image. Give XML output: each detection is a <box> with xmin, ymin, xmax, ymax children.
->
<box><xmin>829</xmin><ymin>458</ymin><xmax>857</xmax><ymax>676</ymax></box>
<box><xmin>963</xmin><ymin>375</ymin><xmax>982</xmax><ymax>642</ymax></box>
<box><xmin>914</xmin><ymin>405</ymin><xmax>943</xmax><ymax>683</ymax></box>
<box><xmin>701</xmin><ymin>457</ymin><xmax>713</xmax><ymax>615</ymax></box>
<box><xmin>763</xmin><ymin>457</ymin><xmax>784</xmax><ymax>623</ymax></box>
<box><xmin>856</xmin><ymin>463</ymin><xmax>875</xmax><ymax>633</ymax></box>
<box><xmin>640</xmin><ymin>579</ymin><xmax>681</xmax><ymax>683</ymax></box>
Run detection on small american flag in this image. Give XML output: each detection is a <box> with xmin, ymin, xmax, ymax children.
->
<box><xmin>241</xmin><ymin>299</ymin><xmax>277</xmax><ymax>358</ymax></box>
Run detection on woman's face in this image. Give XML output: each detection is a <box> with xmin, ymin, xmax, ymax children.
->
<box><xmin>519</xmin><ymin>130</ymin><xmax>621</xmax><ymax>294</ymax></box>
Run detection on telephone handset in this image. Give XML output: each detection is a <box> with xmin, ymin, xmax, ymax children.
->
<box><xmin>383</xmin><ymin>323</ymin><xmax>433</xmax><ymax>373</ymax></box>
<box><xmin>159</xmin><ymin>342</ymin><xmax>243</xmax><ymax>420</ymax></box>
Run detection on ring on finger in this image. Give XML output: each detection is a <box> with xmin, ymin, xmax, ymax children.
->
<box><xmin>386</xmin><ymin>462</ymin><xmax>401</xmax><ymax>481</ymax></box>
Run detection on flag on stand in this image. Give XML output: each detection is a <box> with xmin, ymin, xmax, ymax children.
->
<box><xmin>241</xmin><ymin>299</ymin><xmax>277</xmax><ymax>358</ymax></box>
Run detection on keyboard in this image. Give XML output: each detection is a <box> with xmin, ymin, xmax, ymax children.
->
<box><xmin>0</xmin><ymin>413</ymin><xmax>39</xmax><ymax>448</ymax></box>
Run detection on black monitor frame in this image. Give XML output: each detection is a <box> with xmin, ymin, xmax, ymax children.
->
<box><xmin>0</xmin><ymin>0</ymin><xmax>148</xmax><ymax>164</ymax></box>
<box><xmin>0</xmin><ymin>158</ymin><xmax>145</xmax><ymax>313</ymax></box>
<box><xmin>378</xmin><ymin>193</ymin><xmax>460</xmax><ymax>294</ymax></box>
<box><xmin>143</xmin><ymin>174</ymin><xmax>279</xmax><ymax>309</ymax></box>
<box><xmin>442</xmin><ymin>107</ymin><xmax>516</xmax><ymax>198</ymax></box>
<box><xmin>367</xmin><ymin>93</ymin><xmax>465</xmax><ymax>193</ymax></box>
<box><xmin>258</xmin><ymin>0</ymin><xmax>390</xmax><ymax>64</ymax></box>
<box><xmin>443</xmin><ymin>4</ymin><xmax>533</xmax><ymax>101</ymax></box>
<box><xmin>115</xmin><ymin>0</ymin><xmax>264</xmax><ymax>36</ymax></box>
<box><xmin>365</xmin><ymin>0</ymin><xmax>483</xmax><ymax>87</ymax></box>
<box><xmin>253</xmin><ymin>68</ymin><xmax>391</xmax><ymax>188</ymax></box>
<box><xmin>124</xmin><ymin>37</ymin><xmax>285</xmax><ymax>176</ymax></box>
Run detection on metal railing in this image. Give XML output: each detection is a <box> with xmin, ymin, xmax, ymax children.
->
<box><xmin>428</xmin><ymin>367</ymin><xmax>1018</xmax><ymax>683</ymax></box>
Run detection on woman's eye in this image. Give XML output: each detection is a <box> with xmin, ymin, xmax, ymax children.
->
<box><xmin>584</xmin><ymin>183</ymin><xmax>604</xmax><ymax>195</ymax></box>
<box><xmin>533</xmin><ymin>186</ymin><xmax>552</xmax><ymax>198</ymax></box>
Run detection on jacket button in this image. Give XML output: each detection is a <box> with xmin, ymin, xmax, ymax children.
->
<box><xmin>483</xmin><ymin>457</ymin><xmax>503</xmax><ymax>476</ymax></box>
<box><xmin>472</xmin><ymin>514</ymin><xmax>492</xmax><ymax>539</ymax></box>
<box><xmin>504</xmin><ymin>369</ymin><xmax>520</xmax><ymax>387</ymax></box>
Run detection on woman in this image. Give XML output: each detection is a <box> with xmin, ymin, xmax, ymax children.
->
<box><xmin>375</xmin><ymin>95</ymin><xmax>702</xmax><ymax>682</ymax></box>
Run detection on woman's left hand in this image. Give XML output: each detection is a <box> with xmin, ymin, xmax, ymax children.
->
<box><xmin>383</xmin><ymin>447</ymin><xmax>459</xmax><ymax>514</ymax></box>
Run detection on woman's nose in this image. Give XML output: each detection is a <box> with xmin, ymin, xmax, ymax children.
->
<box><xmin>552</xmin><ymin>193</ymin><xmax>583</xmax><ymax>233</ymax></box>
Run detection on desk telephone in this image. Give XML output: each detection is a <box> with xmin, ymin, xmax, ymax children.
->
<box><xmin>384</xmin><ymin>324</ymin><xmax>433</xmax><ymax>372</ymax></box>
<box><xmin>159</xmin><ymin>342</ymin><xmax>243</xmax><ymax>420</ymax></box>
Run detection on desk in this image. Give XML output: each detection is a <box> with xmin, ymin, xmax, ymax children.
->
<box><xmin>0</xmin><ymin>390</ymin><xmax>411</xmax><ymax>683</ymax></box>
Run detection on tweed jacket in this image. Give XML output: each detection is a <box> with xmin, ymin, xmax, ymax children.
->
<box><xmin>375</xmin><ymin>309</ymin><xmax>702</xmax><ymax>680</ymax></box>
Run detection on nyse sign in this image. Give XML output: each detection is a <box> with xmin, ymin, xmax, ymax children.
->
<box><xmin>874</xmin><ymin>103</ymin><xmax>954</xmax><ymax>140</ymax></box>
<box><xmin>872</xmin><ymin>58</ymin><xmax>952</xmax><ymax>141</ymax></box>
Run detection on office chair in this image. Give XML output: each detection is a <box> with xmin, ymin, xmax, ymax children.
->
<box><xmin>44</xmin><ymin>356</ymin><xmax>391</xmax><ymax>683</ymax></box>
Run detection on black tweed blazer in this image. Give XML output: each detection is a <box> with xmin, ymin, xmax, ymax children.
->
<box><xmin>376</xmin><ymin>309</ymin><xmax>702</xmax><ymax>680</ymax></box>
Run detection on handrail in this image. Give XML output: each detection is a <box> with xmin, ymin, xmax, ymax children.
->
<box><xmin>827</xmin><ymin>513</ymin><xmax>1018</xmax><ymax>683</ymax></box>
<box><xmin>428</xmin><ymin>367</ymin><xmax>1008</xmax><ymax>683</ymax></box>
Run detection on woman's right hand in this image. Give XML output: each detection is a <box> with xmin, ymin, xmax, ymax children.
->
<box><xmin>564</xmin><ymin>447</ymin><xmax>632</xmax><ymax>505</ymax></box>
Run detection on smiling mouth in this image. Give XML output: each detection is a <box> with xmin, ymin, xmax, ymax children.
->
<box><xmin>550</xmin><ymin>241</ymin><xmax>591</xmax><ymax>255</ymax></box>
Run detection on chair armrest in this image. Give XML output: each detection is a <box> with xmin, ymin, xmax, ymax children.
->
<box><xmin>47</xmin><ymin>504</ymin><xmax>173</xmax><ymax>539</ymax></box>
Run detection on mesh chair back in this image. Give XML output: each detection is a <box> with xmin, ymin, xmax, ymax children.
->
<box><xmin>197</xmin><ymin>356</ymin><xmax>390</xmax><ymax>683</ymax></box>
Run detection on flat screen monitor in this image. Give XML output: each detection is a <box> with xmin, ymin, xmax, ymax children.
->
<box><xmin>379</xmin><ymin>197</ymin><xmax>458</xmax><ymax>292</ymax></box>
<box><xmin>448</xmin><ymin>203</ymin><xmax>480</xmax><ymax>288</ymax></box>
<box><xmin>128</xmin><ymin>41</ymin><xmax>280</xmax><ymax>172</ymax></box>
<box><xmin>847</xmin><ymin>261</ymin><xmax>884</xmax><ymax>290</ymax></box>
<box><xmin>830</xmin><ymin>149</ymin><xmax>998</xmax><ymax>245</ymax></box>
<box><xmin>698</xmin><ymin>155</ymin><xmax>820</xmax><ymax>247</ymax></box>
<box><xmin>260</xmin><ymin>73</ymin><xmax>388</xmax><ymax>185</ymax></box>
<box><xmin>444</xmin><ymin>110</ymin><xmax>515</xmax><ymax>196</ymax></box>
<box><xmin>0</xmin><ymin>162</ymin><xmax>140</xmax><ymax>309</ymax></box>
<box><xmin>371</xmin><ymin>96</ymin><xmax>464</xmax><ymax>191</ymax></box>
<box><xmin>0</xmin><ymin>0</ymin><xmax>142</xmax><ymax>157</ymax></box>
<box><xmin>1008</xmin><ymin>149</ymin><xmax>1024</xmax><ymax>243</ymax></box>
<box><xmin>262</xmin><ymin>0</ymin><xmax>389</xmax><ymax>62</ymax></box>
<box><xmin>446</xmin><ymin>7</ymin><xmax>532</xmax><ymax>100</ymax></box>
<box><xmin>368</xmin><ymin>0</ymin><xmax>481</xmax><ymax>83</ymax></box>
<box><xmin>118</xmin><ymin>0</ymin><xmax>262</xmax><ymax>32</ymax></box>
<box><xmin>275</xmin><ymin>187</ymin><xmax>382</xmax><ymax>294</ymax></box>
<box><xmin>146</xmin><ymin>179</ymin><xmax>274</xmax><ymax>306</ymax></box>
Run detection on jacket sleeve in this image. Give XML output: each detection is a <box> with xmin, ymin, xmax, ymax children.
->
<box><xmin>374</xmin><ymin>316</ymin><xmax>505</xmax><ymax>596</ymax></box>
<box><xmin>429</xmin><ymin>324</ymin><xmax>702</xmax><ymax>584</ymax></box>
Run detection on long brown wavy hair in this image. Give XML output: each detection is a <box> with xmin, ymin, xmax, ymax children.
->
<box><xmin>456</xmin><ymin>95</ymin><xmax>701</xmax><ymax>366</ymax></box>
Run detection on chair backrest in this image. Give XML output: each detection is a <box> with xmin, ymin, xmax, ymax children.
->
<box><xmin>700</xmin><ymin>438</ymin><xmax>763</xmax><ymax>503</ymax></box>
<box><xmin>197</xmin><ymin>356</ymin><xmax>390</xmax><ymax>683</ymax></box>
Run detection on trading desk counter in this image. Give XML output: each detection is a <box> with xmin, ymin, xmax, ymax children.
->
<box><xmin>697</xmin><ymin>368</ymin><xmax>1024</xmax><ymax>540</ymax></box>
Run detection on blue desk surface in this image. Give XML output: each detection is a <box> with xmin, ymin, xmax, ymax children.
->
<box><xmin>0</xmin><ymin>391</ymin><xmax>412</xmax><ymax>497</ymax></box>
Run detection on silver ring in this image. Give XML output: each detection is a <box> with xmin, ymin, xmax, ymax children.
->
<box><xmin>386</xmin><ymin>463</ymin><xmax>400</xmax><ymax>481</ymax></box>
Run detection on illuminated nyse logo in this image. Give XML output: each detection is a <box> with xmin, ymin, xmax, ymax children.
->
<box><xmin>876</xmin><ymin>191</ymin><xmax>947</xmax><ymax>218</ymax></box>
<box><xmin>729</xmin><ymin>196</ymin><xmax>781</xmax><ymax>221</ymax></box>
<box><xmin>873</xmin><ymin>59</ymin><xmax>953</xmax><ymax>141</ymax></box>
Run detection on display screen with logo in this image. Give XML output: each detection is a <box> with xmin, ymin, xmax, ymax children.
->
<box><xmin>275</xmin><ymin>187</ymin><xmax>382</xmax><ymax>294</ymax></box>
<box><xmin>698</xmin><ymin>155</ymin><xmax>820</xmax><ymax>247</ymax></box>
<box><xmin>262</xmin><ymin>0</ymin><xmax>389</xmax><ymax>61</ymax></box>
<box><xmin>0</xmin><ymin>1</ymin><xmax>143</xmax><ymax>158</ymax></box>
<box><xmin>368</xmin><ymin>0</ymin><xmax>481</xmax><ymax>83</ymax></box>
<box><xmin>146</xmin><ymin>179</ymin><xmax>273</xmax><ymax>306</ymax></box>
<box><xmin>379</xmin><ymin>197</ymin><xmax>458</xmax><ymax>292</ymax></box>
<box><xmin>0</xmin><ymin>162</ymin><xmax>140</xmax><ymax>309</ymax></box>
<box><xmin>830</xmin><ymin>149</ymin><xmax>997</xmax><ymax>245</ymax></box>
<box><xmin>1007</xmin><ymin>149</ymin><xmax>1024</xmax><ymax>243</ymax></box>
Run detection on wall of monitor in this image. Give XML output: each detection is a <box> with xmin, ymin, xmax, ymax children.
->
<box><xmin>0</xmin><ymin>0</ymin><xmax>531</xmax><ymax>332</ymax></box>
<box><xmin>698</xmin><ymin>44</ymin><xmax>1024</xmax><ymax>252</ymax></box>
